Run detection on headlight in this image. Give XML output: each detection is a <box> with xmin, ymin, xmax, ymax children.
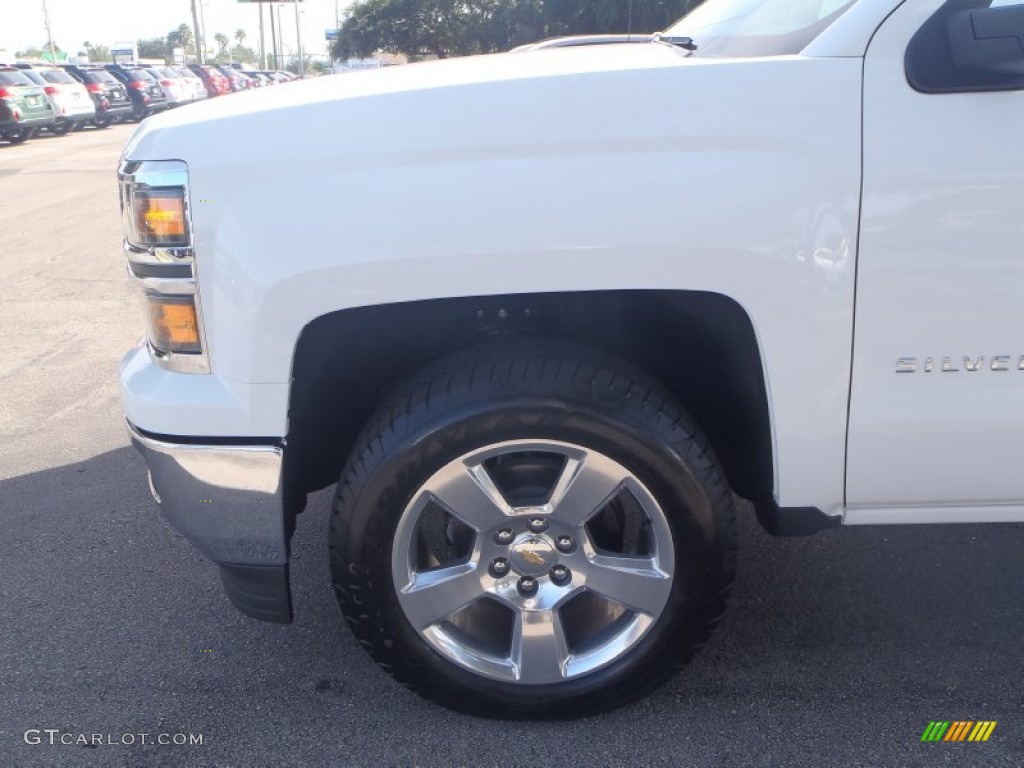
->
<box><xmin>118</xmin><ymin>159</ymin><xmax>208</xmax><ymax>374</ymax></box>
<box><xmin>146</xmin><ymin>296</ymin><xmax>202</xmax><ymax>354</ymax></box>
<box><xmin>123</xmin><ymin>186</ymin><xmax>189</xmax><ymax>248</ymax></box>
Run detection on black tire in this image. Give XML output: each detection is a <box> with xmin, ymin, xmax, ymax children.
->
<box><xmin>4</xmin><ymin>128</ymin><xmax>33</xmax><ymax>144</ymax></box>
<box><xmin>329</xmin><ymin>338</ymin><xmax>737</xmax><ymax>718</ymax></box>
<box><xmin>93</xmin><ymin>119</ymin><xmax>110</xmax><ymax>129</ymax></box>
<box><xmin>51</xmin><ymin>123</ymin><xmax>73</xmax><ymax>136</ymax></box>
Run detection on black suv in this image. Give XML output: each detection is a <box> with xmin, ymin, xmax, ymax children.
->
<box><xmin>103</xmin><ymin>64</ymin><xmax>168</xmax><ymax>120</ymax></box>
<box><xmin>59</xmin><ymin>64</ymin><xmax>133</xmax><ymax>127</ymax></box>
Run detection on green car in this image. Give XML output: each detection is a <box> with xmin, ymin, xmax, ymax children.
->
<box><xmin>0</xmin><ymin>66</ymin><xmax>55</xmax><ymax>144</ymax></box>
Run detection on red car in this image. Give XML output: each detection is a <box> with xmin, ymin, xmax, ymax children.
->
<box><xmin>187</xmin><ymin>64</ymin><xmax>230</xmax><ymax>97</ymax></box>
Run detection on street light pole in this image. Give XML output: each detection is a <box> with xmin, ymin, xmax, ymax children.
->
<box><xmin>191</xmin><ymin>0</ymin><xmax>204</xmax><ymax>63</ymax></box>
<box><xmin>41</xmin><ymin>0</ymin><xmax>59</xmax><ymax>64</ymax></box>
<box><xmin>276</xmin><ymin>4</ymin><xmax>284</xmax><ymax>70</ymax></box>
<box><xmin>293</xmin><ymin>0</ymin><xmax>304</xmax><ymax>77</ymax></box>
<box><xmin>198</xmin><ymin>0</ymin><xmax>208</xmax><ymax>61</ymax></box>
<box><xmin>258</xmin><ymin>2</ymin><xmax>266</xmax><ymax>70</ymax></box>
<box><xmin>268</xmin><ymin>3</ymin><xmax>277</xmax><ymax>69</ymax></box>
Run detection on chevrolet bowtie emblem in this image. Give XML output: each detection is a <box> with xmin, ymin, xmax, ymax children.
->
<box><xmin>521</xmin><ymin>550</ymin><xmax>546</xmax><ymax>565</ymax></box>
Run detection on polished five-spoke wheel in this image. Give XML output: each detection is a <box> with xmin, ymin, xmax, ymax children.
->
<box><xmin>330</xmin><ymin>340</ymin><xmax>736</xmax><ymax>718</ymax></box>
<box><xmin>392</xmin><ymin>440</ymin><xmax>675</xmax><ymax>685</ymax></box>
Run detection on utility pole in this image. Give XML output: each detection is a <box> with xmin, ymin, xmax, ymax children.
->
<box><xmin>294</xmin><ymin>0</ymin><xmax>304</xmax><ymax>77</ymax></box>
<box><xmin>258</xmin><ymin>2</ymin><xmax>266</xmax><ymax>70</ymax></box>
<box><xmin>268</xmin><ymin>3</ymin><xmax>277</xmax><ymax>69</ymax></box>
<box><xmin>41</xmin><ymin>0</ymin><xmax>59</xmax><ymax>64</ymax></box>
<box><xmin>198</xmin><ymin>0</ymin><xmax>208</xmax><ymax>61</ymax></box>
<box><xmin>191</xmin><ymin>0</ymin><xmax>204</xmax><ymax>63</ymax></box>
<box><xmin>276</xmin><ymin>4</ymin><xmax>284</xmax><ymax>70</ymax></box>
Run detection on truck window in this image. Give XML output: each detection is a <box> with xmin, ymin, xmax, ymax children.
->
<box><xmin>664</xmin><ymin>0</ymin><xmax>857</xmax><ymax>57</ymax></box>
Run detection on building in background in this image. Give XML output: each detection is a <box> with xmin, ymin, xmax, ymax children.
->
<box><xmin>332</xmin><ymin>53</ymin><xmax>405</xmax><ymax>73</ymax></box>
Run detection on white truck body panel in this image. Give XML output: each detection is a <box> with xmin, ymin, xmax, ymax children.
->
<box><xmin>121</xmin><ymin>46</ymin><xmax>863</xmax><ymax>513</ymax></box>
<box><xmin>119</xmin><ymin>0</ymin><xmax>1024</xmax><ymax>523</ymax></box>
<box><xmin>848</xmin><ymin>0</ymin><xmax>1024</xmax><ymax>508</ymax></box>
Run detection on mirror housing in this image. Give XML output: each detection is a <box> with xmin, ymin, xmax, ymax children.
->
<box><xmin>949</xmin><ymin>6</ymin><xmax>1024</xmax><ymax>76</ymax></box>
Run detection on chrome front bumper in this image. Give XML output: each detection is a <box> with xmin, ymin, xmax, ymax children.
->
<box><xmin>127</xmin><ymin>421</ymin><xmax>293</xmax><ymax>622</ymax></box>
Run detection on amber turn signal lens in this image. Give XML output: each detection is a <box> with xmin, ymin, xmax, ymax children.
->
<box><xmin>129</xmin><ymin>189</ymin><xmax>188</xmax><ymax>247</ymax></box>
<box><xmin>146</xmin><ymin>296</ymin><xmax>201</xmax><ymax>354</ymax></box>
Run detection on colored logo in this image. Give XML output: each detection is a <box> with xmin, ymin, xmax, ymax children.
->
<box><xmin>921</xmin><ymin>721</ymin><xmax>997</xmax><ymax>742</ymax></box>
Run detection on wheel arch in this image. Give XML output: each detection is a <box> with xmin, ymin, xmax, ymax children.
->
<box><xmin>284</xmin><ymin>290</ymin><xmax>775</xmax><ymax>525</ymax></box>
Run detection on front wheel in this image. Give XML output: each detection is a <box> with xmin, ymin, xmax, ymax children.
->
<box><xmin>4</xmin><ymin>128</ymin><xmax>34</xmax><ymax>144</ymax></box>
<box><xmin>51</xmin><ymin>122</ymin><xmax>73</xmax><ymax>136</ymax></box>
<box><xmin>329</xmin><ymin>339</ymin><xmax>737</xmax><ymax>718</ymax></box>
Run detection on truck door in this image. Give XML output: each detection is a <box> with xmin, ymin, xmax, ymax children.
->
<box><xmin>847</xmin><ymin>0</ymin><xmax>1024</xmax><ymax>517</ymax></box>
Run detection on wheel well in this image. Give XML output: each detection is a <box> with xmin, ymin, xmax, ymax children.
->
<box><xmin>284</xmin><ymin>290</ymin><xmax>773</xmax><ymax>518</ymax></box>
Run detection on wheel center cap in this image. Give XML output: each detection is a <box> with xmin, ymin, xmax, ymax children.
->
<box><xmin>509</xmin><ymin>535</ymin><xmax>555</xmax><ymax>576</ymax></box>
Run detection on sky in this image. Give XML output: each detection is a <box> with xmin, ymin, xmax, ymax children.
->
<box><xmin>2</xmin><ymin>0</ymin><xmax>353</xmax><ymax>60</ymax></box>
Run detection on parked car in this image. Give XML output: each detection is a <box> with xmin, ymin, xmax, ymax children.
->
<box><xmin>104</xmin><ymin>64</ymin><xmax>168</xmax><ymax>120</ymax></box>
<box><xmin>60</xmin><ymin>64</ymin><xmax>133</xmax><ymax>127</ymax></box>
<box><xmin>15</xmin><ymin>65</ymin><xmax>94</xmax><ymax>135</ymax></box>
<box><xmin>145</xmin><ymin>67</ymin><xmax>194</xmax><ymax>108</ymax></box>
<box><xmin>171</xmin><ymin>67</ymin><xmax>207</xmax><ymax>103</ymax></box>
<box><xmin>214</xmin><ymin>65</ymin><xmax>254</xmax><ymax>92</ymax></box>
<box><xmin>244</xmin><ymin>69</ymin><xmax>278</xmax><ymax>83</ymax></box>
<box><xmin>0</xmin><ymin>66</ymin><xmax>55</xmax><ymax>143</ymax></box>
<box><xmin>187</xmin><ymin>64</ymin><xmax>230</xmax><ymax>98</ymax></box>
<box><xmin>242</xmin><ymin>71</ymin><xmax>272</xmax><ymax>87</ymax></box>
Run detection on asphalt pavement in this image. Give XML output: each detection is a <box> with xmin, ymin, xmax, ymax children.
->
<box><xmin>0</xmin><ymin>125</ymin><xmax>1021</xmax><ymax>768</ymax></box>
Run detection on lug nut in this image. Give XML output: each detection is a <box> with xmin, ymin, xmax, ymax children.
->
<box><xmin>555</xmin><ymin>535</ymin><xmax>575</xmax><ymax>553</ymax></box>
<box><xmin>494</xmin><ymin>528</ymin><xmax>514</xmax><ymax>545</ymax></box>
<box><xmin>528</xmin><ymin>517</ymin><xmax>549</xmax><ymax>533</ymax></box>
<box><xmin>550</xmin><ymin>565</ymin><xmax>571</xmax><ymax>586</ymax></box>
<box><xmin>517</xmin><ymin>576</ymin><xmax>538</xmax><ymax>596</ymax></box>
<box><xmin>489</xmin><ymin>558</ymin><xmax>510</xmax><ymax>578</ymax></box>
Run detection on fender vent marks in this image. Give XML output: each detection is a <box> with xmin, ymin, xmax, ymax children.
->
<box><xmin>896</xmin><ymin>356</ymin><xmax>1021</xmax><ymax>373</ymax></box>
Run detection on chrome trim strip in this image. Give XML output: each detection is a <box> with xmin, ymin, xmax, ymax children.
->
<box><xmin>126</xmin><ymin>265</ymin><xmax>197</xmax><ymax>296</ymax></box>
<box><xmin>843</xmin><ymin>505</ymin><xmax>1024</xmax><ymax>525</ymax></box>
<box><xmin>124</xmin><ymin>240</ymin><xmax>194</xmax><ymax>268</ymax></box>
<box><xmin>127</xmin><ymin>421</ymin><xmax>287</xmax><ymax>566</ymax></box>
<box><xmin>147</xmin><ymin>342</ymin><xmax>211</xmax><ymax>375</ymax></box>
<box><xmin>118</xmin><ymin>159</ymin><xmax>189</xmax><ymax>189</ymax></box>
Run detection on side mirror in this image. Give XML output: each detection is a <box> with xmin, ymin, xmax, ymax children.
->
<box><xmin>949</xmin><ymin>6</ymin><xmax>1024</xmax><ymax>76</ymax></box>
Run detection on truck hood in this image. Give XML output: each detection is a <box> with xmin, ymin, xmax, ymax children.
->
<box><xmin>122</xmin><ymin>44</ymin><xmax>699</xmax><ymax>163</ymax></box>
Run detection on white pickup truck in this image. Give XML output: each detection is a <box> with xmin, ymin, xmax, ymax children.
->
<box><xmin>117</xmin><ymin>0</ymin><xmax>1024</xmax><ymax>717</ymax></box>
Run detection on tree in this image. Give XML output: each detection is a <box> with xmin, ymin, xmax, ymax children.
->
<box><xmin>235</xmin><ymin>28</ymin><xmax>247</xmax><ymax>46</ymax></box>
<box><xmin>333</xmin><ymin>0</ymin><xmax>497</xmax><ymax>61</ymax></box>
<box><xmin>231</xmin><ymin>44</ymin><xmax>258</xmax><ymax>65</ymax></box>
<box><xmin>167</xmin><ymin>23</ymin><xmax>195</xmax><ymax>56</ymax></box>
<box><xmin>82</xmin><ymin>41</ymin><xmax>111</xmax><ymax>62</ymax></box>
<box><xmin>138</xmin><ymin>37</ymin><xmax>170</xmax><ymax>60</ymax></box>
<box><xmin>216</xmin><ymin>42</ymin><xmax>258</xmax><ymax>65</ymax></box>
<box><xmin>331</xmin><ymin>0</ymin><xmax>699</xmax><ymax>61</ymax></box>
<box><xmin>16</xmin><ymin>44</ymin><xmax>66</xmax><ymax>61</ymax></box>
<box><xmin>214</xmin><ymin>32</ymin><xmax>230</xmax><ymax>55</ymax></box>
<box><xmin>542</xmin><ymin>0</ymin><xmax>699</xmax><ymax>39</ymax></box>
